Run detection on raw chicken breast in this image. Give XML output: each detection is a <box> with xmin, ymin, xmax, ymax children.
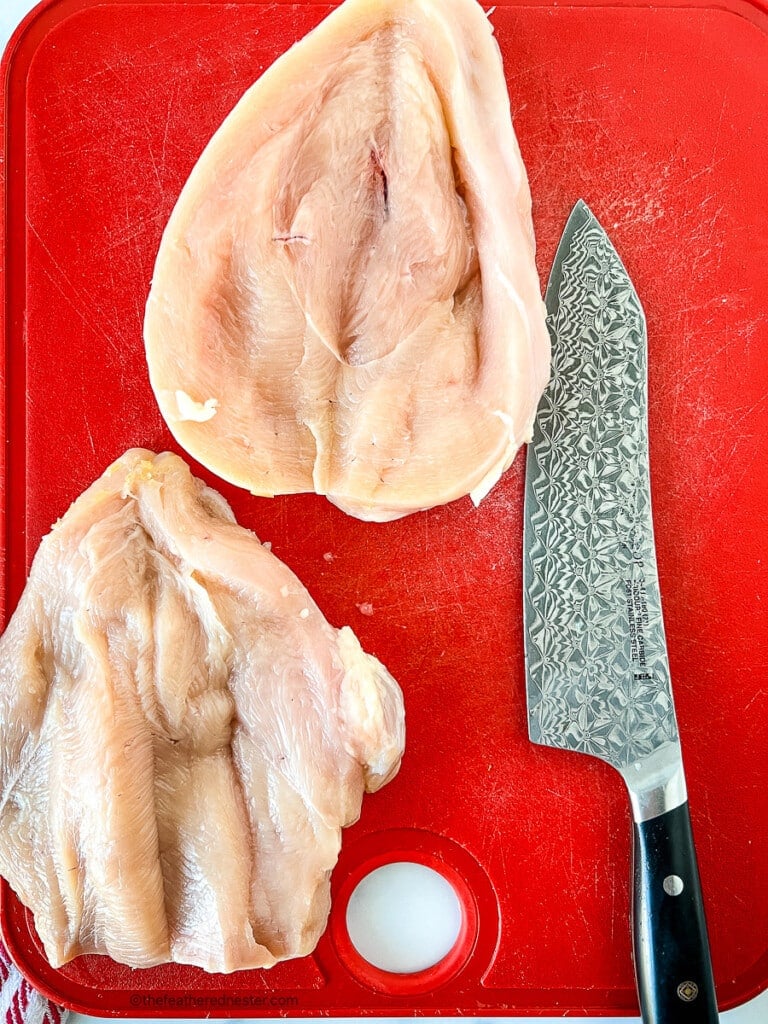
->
<box><xmin>144</xmin><ymin>0</ymin><xmax>550</xmax><ymax>522</ymax></box>
<box><xmin>0</xmin><ymin>450</ymin><xmax>404</xmax><ymax>972</ymax></box>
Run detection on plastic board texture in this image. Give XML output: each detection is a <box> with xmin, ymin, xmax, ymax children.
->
<box><xmin>1</xmin><ymin>0</ymin><xmax>767</xmax><ymax>1016</ymax></box>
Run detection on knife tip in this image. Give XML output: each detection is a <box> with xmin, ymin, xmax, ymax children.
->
<box><xmin>569</xmin><ymin>197</ymin><xmax>595</xmax><ymax>228</ymax></box>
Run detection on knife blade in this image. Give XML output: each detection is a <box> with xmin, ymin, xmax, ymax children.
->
<box><xmin>523</xmin><ymin>200</ymin><xmax>718</xmax><ymax>1024</ymax></box>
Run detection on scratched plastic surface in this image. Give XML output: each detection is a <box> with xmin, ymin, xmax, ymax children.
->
<box><xmin>1</xmin><ymin>0</ymin><xmax>767</xmax><ymax>1016</ymax></box>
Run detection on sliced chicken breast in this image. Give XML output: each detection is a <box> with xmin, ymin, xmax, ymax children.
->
<box><xmin>144</xmin><ymin>0</ymin><xmax>550</xmax><ymax>521</ymax></box>
<box><xmin>0</xmin><ymin>449</ymin><xmax>404</xmax><ymax>972</ymax></box>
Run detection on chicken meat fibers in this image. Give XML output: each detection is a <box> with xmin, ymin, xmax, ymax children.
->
<box><xmin>144</xmin><ymin>0</ymin><xmax>550</xmax><ymax>521</ymax></box>
<box><xmin>0</xmin><ymin>450</ymin><xmax>404</xmax><ymax>972</ymax></box>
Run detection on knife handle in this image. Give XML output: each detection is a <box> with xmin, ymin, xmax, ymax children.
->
<box><xmin>633</xmin><ymin>801</ymin><xmax>719</xmax><ymax>1023</ymax></box>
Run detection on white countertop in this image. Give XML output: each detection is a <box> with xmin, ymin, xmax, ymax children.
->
<box><xmin>1</xmin><ymin>1</ymin><xmax>766</xmax><ymax>1022</ymax></box>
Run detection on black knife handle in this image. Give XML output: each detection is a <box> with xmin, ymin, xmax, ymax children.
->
<box><xmin>633</xmin><ymin>801</ymin><xmax>719</xmax><ymax>1023</ymax></box>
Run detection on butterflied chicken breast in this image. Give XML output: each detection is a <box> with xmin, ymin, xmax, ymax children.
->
<box><xmin>0</xmin><ymin>450</ymin><xmax>404</xmax><ymax>972</ymax></box>
<box><xmin>144</xmin><ymin>0</ymin><xmax>550</xmax><ymax>522</ymax></box>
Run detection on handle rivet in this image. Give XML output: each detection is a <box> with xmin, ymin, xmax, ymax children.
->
<box><xmin>677</xmin><ymin>981</ymin><xmax>699</xmax><ymax>1002</ymax></box>
<box><xmin>663</xmin><ymin>874</ymin><xmax>684</xmax><ymax>896</ymax></box>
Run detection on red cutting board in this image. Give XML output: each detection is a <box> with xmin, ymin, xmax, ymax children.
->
<box><xmin>1</xmin><ymin>0</ymin><xmax>767</xmax><ymax>1016</ymax></box>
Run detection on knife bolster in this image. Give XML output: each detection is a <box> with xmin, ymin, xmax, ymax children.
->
<box><xmin>620</xmin><ymin>742</ymin><xmax>687</xmax><ymax>823</ymax></box>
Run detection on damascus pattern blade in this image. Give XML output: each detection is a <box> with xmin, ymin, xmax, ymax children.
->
<box><xmin>523</xmin><ymin>201</ymin><xmax>679</xmax><ymax>774</ymax></box>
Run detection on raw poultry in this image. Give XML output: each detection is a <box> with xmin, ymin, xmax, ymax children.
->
<box><xmin>144</xmin><ymin>0</ymin><xmax>550</xmax><ymax>521</ymax></box>
<box><xmin>0</xmin><ymin>450</ymin><xmax>404</xmax><ymax>972</ymax></box>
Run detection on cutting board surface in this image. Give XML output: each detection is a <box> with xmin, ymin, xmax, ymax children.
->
<box><xmin>1</xmin><ymin>0</ymin><xmax>768</xmax><ymax>1015</ymax></box>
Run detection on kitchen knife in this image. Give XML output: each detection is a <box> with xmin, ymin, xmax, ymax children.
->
<box><xmin>523</xmin><ymin>200</ymin><xmax>718</xmax><ymax>1024</ymax></box>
